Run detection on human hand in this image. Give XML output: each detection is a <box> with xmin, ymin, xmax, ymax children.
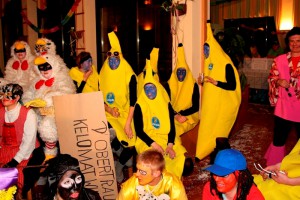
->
<box><xmin>205</xmin><ymin>76</ymin><xmax>218</xmax><ymax>86</ymax></box>
<box><xmin>276</xmin><ymin>79</ymin><xmax>290</xmax><ymax>88</ymax></box>
<box><xmin>151</xmin><ymin>142</ymin><xmax>164</xmax><ymax>155</ymax></box>
<box><xmin>111</xmin><ymin>107</ymin><xmax>120</xmax><ymax>117</ymax></box>
<box><xmin>124</xmin><ymin>123</ymin><xmax>133</xmax><ymax>139</ymax></box>
<box><xmin>165</xmin><ymin>143</ymin><xmax>176</xmax><ymax>159</ymax></box>
<box><xmin>83</xmin><ymin>68</ymin><xmax>93</xmax><ymax>81</ymax></box>
<box><xmin>24</xmin><ymin>98</ymin><xmax>47</xmax><ymax>108</ymax></box>
<box><xmin>175</xmin><ymin>114</ymin><xmax>187</xmax><ymax>123</ymax></box>
<box><xmin>2</xmin><ymin>159</ymin><xmax>19</xmax><ymax>168</ymax></box>
<box><xmin>271</xmin><ymin>170</ymin><xmax>288</xmax><ymax>184</ymax></box>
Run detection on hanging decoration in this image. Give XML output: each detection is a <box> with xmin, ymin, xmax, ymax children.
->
<box><xmin>21</xmin><ymin>0</ymin><xmax>81</xmax><ymax>34</ymax></box>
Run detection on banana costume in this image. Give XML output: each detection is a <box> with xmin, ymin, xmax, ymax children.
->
<box><xmin>22</xmin><ymin>54</ymin><xmax>75</xmax><ymax>158</ymax></box>
<box><xmin>134</xmin><ymin>60</ymin><xmax>186</xmax><ymax>178</ymax></box>
<box><xmin>99</xmin><ymin>31</ymin><xmax>137</xmax><ymax>147</ymax></box>
<box><xmin>0</xmin><ymin>41</ymin><xmax>37</xmax><ymax>91</ymax></box>
<box><xmin>69</xmin><ymin>64</ymin><xmax>99</xmax><ymax>93</ymax></box>
<box><xmin>137</xmin><ymin>47</ymin><xmax>160</xmax><ymax>97</ymax></box>
<box><xmin>168</xmin><ymin>44</ymin><xmax>199</xmax><ymax>136</ymax></box>
<box><xmin>254</xmin><ymin>139</ymin><xmax>300</xmax><ymax>199</ymax></box>
<box><xmin>196</xmin><ymin>23</ymin><xmax>241</xmax><ymax>160</ymax></box>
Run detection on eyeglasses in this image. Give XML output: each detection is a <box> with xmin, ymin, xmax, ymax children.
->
<box><xmin>137</xmin><ymin>168</ymin><xmax>147</xmax><ymax>176</ymax></box>
<box><xmin>107</xmin><ymin>51</ymin><xmax>120</xmax><ymax>57</ymax></box>
<box><xmin>0</xmin><ymin>92</ymin><xmax>14</xmax><ymax>100</ymax></box>
<box><xmin>253</xmin><ymin>163</ymin><xmax>285</xmax><ymax>178</ymax></box>
<box><xmin>285</xmin><ymin>88</ymin><xmax>292</xmax><ymax>97</ymax></box>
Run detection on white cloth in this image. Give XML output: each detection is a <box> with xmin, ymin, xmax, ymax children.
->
<box><xmin>5</xmin><ymin>103</ymin><xmax>37</xmax><ymax>163</ymax></box>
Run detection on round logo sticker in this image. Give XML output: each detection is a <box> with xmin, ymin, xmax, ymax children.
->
<box><xmin>106</xmin><ymin>92</ymin><xmax>115</xmax><ymax>104</ymax></box>
<box><xmin>208</xmin><ymin>63</ymin><xmax>213</xmax><ymax>70</ymax></box>
<box><xmin>152</xmin><ymin>117</ymin><xmax>160</xmax><ymax>129</ymax></box>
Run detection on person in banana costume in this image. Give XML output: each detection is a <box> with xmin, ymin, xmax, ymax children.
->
<box><xmin>253</xmin><ymin>139</ymin><xmax>300</xmax><ymax>200</ymax></box>
<box><xmin>69</xmin><ymin>51</ymin><xmax>99</xmax><ymax>93</ymax></box>
<box><xmin>196</xmin><ymin>23</ymin><xmax>241</xmax><ymax>160</ymax></box>
<box><xmin>133</xmin><ymin>59</ymin><xmax>189</xmax><ymax>179</ymax></box>
<box><xmin>99</xmin><ymin>31</ymin><xmax>137</xmax><ymax>183</ymax></box>
<box><xmin>137</xmin><ymin>47</ymin><xmax>160</xmax><ymax>97</ymax></box>
<box><xmin>166</xmin><ymin>43</ymin><xmax>199</xmax><ymax>137</ymax></box>
<box><xmin>0</xmin><ymin>41</ymin><xmax>37</xmax><ymax>92</ymax></box>
<box><xmin>22</xmin><ymin>54</ymin><xmax>75</xmax><ymax>160</ymax></box>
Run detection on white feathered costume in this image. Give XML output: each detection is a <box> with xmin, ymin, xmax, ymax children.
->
<box><xmin>23</xmin><ymin>53</ymin><xmax>75</xmax><ymax>158</ymax></box>
<box><xmin>0</xmin><ymin>41</ymin><xmax>36</xmax><ymax>91</ymax></box>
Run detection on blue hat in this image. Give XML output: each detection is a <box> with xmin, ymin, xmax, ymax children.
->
<box><xmin>204</xmin><ymin>149</ymin><xmax>247</xmax><ymax>176</ymax></box>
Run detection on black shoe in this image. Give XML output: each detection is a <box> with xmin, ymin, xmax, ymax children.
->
<box><xmin>182</xmin><ymin>157</ymin><xmax>194</xmax><ymax>176</ymax></box>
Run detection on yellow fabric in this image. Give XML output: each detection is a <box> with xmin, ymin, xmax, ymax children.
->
<box><xmin>99</xmin><ymin>31</ymin><xmax>136</xmax><ymax>147</ymax></box>
<box><xmin>69</xmin><ymin>65</ymin><xmax>99</xmax><ymax>93</ymax></box>
<box><xmin>117</xmin><ymin>170</ymin><xmax>188</xmax><ymax>200</ymax></box>
<box><xmin>254</xmin><ymin>139</ymin><xmax>300</xmax><ymax>200</ymax></box>
<box><xmin>0</xmin><ymin>186</ymin><xmax>17</xmax><ymax>200</ymax></box>
<box><xmin>196</xmin><ymin>23</ymin><xmax>241</xmax><ymax>159</ymax></box>
<box><xmin>137</xmin><ymin>47</ymin><xmax>160</xmax><ymax>97</ymax></box>
<box><xmin>24</xmin><ymin>98</ymin><xmax>47</xmax><ymax>108</ymax></box>
<box><xmin>135</xmin><ymin>60</ymin><xmax>186</xmax><ymax>178</ymax></box>
<box><xmin>168</xmin><ymin>44</ymin><xmax>199</xmax><ymax>136</ymax></box>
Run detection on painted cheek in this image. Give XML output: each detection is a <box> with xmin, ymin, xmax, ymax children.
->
<box><xmin>214</xmin><ymin>174</ymin><xmax>237</xmax><ymax>193</ymax></box>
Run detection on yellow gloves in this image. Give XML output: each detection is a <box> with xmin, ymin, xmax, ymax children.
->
<box><xmin>24</xmin><ymin>98</ymin><xmax>47</xmax><ymax>108</ymax></box>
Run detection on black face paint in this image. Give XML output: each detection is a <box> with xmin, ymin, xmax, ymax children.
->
<box><xmin>38</xmin><ymin>62</ymin><xmax>52</xmax><ymax>71</ymax></box>
<box><xmin>57</xmin><ymin>170</ymin><xmax>83</xmax><ymax>200</ymax></box>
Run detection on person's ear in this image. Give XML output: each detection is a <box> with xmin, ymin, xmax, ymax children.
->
<box><xmin>152</xmin><ymin>169</ymin><xmax>161</xmax><ymax>178</ymax></box>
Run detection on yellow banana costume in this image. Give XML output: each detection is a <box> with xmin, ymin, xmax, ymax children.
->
<box><xmin>99</xmin><ymin>31</ymin><xmax>136</xmax><ymax>147</ymax></box>
<box><xmin>137</xmin><ymin>47</ymin><xmax>160</xmax><ymax>97</ymax></box>
<box><xmin>69</xmin><ymin>64</ymin><xmax>99</xmax><ymax>93</ymax></box>
<box><xmin>168</xmin><ymin>44</ymin><xmax>199</xmax><ymax>136</ymax></box>
<box><xmin>254</xmin><ymin>139</ymin><xmax>300</xmax><ymax>199</ymax></box>
<box><xmin>196</xmin><ymin>23</ymin><xmax>241</xmax><ymax>160</ymax></box>
<box><xmin>135</xmin><ymin>60</ymin><xmax>186</xmax><ymax>178</ymax></box>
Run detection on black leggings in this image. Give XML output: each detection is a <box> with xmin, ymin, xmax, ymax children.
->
<box><xmin>111</xmin><ymin>137</ymin><xmax>135</xmax><ymax>165</ymax></box>
<box><xmin>273</xmin><ymin>116</ymin><xmax>300</xmax><ymax>146</ymax></box>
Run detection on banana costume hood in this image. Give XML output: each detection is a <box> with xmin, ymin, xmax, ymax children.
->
<box><xmin>135</xmin><ymin>60</ymin><xmax>186</xmax><ymax>178</ymax></box>
<box><xmin>22</xmin><ymin>54</ymin><xmax>75</xmax><ymax>156</ymax></box>
<box><xmin>168</xmin><ymin>44</ymin><xmax>199</xmax><ymax>136</ymax></box>
<box><xmin>99</xmin><ymin>31</ymin><xmax>136</xmax><ymax>147</ymax></box>
<box><xmin>196</xmin><ymin>23</ymin><xmax>241</xmax><ymax>160</ymax></box>
<box><xmin>0</xmin><ymin>41</ymin><xmax>36</xmax><ymax>91</ymax></box>
<box><xmin>137</xmin><ymin>47</ymin><xmax>159</xmax><ymax>97</ymax></box>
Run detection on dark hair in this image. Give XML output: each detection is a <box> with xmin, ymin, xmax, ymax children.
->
<box><xmin>43</xmin><ymin>154</ymin><xmax>84</xmax><ymax>199</ymax></box>
<box><xmin>285</xmin><ymin>27</ymin><xmax>300</xmax><ymax>50</ymax></box>
<box><xmin>76</xmin><ymin>51</ymin><xmax>92</xmax><ymax>66</ymax></box>
<box><xmin>209</xmin><ymin>169</ymin><xmax>254</xmax><ymax>200</ymax></box>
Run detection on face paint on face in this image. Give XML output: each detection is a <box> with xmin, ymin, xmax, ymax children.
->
<box><xmin>16</xmin><ymin>52</ymin><xmax>26</xmax><ymax>61</ymax></box>
<box><xmin>136</xmin><ymin>162</ymin><xmax>155</xmax><ymax>186</ymax></box>
<box><xmin>144</xmin><ymin>83</ymin><xmax>157</xmax><ymax>100</ymax></box>
<box><xmin>204</xmin><ymin>43</ymin><xmax>210</xmax><ymax>59</ymax></box>
<box><xmin>107</xmin><ymin>51</ymin><xmax>120</xmax><ymax>70</ymax></box>
<box><xmin>213</xmin><ymin>172</ymin><xmax>238</xmax><ymax>193</ymax></box>
<box><xmin>58</xmin><ymin>170</ymin><xmax>83</xmax><ymax>200</ymax></box>
<box><xmin>81</xmin><ymin>58</ymin><xmax>92</xmax><ymax>72</ymax></box>
<box><xmin>176</xmin><ymin>68</ymin><xmax>186</xmax><ymax>82</ymax></box>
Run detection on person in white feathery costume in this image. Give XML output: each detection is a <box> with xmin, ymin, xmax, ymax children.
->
<box><xmin>22</xmin><ymin>54</ymin><xmax>75</xmax><ymax>160</ymax></box>
<box><xmin>0</xmin><ymin>41</ymin><xmax>36</xmax><ymax>91</ymax></box>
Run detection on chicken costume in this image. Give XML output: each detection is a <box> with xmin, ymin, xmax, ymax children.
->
<box><xmin>22</xmin><ymin>54</ymin><xmax>75</xmax><ymax>158</ymax></box>
<box><xmin>254</xmin><ymin>139</ymin><xmax>300</xmax><ymax>199</ymax></box>
<box><xmin>196</xmin><ymin>23</ymin><xmax>241</xmax><ymax>160</ymax></box>
<box><xmin>99</xmin><ymin>31</ymin><xmax>137</xmax><ymax>147</ymax></box>
<box><xmin>0</xmin><ymin>41</ymin><xmax>36</xmax><ymax>91</ymax></box>
<box><xmin>167</xmin><ymin>43</ymin><xmax>199</xmax><ymax>136</ymax></box>
<box><xmin>137</xmin><ymin>47</ymin><xmax>160</xmax><ymax>97</ymax></box>
<box><xmin>134</xmin><ymin>60</ymin><xmax>186</xmax><ymax>178</ymax></box>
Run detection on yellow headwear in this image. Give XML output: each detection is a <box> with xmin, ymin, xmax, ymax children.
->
<box><xmin>108</xmin><ymin>31</ymin><xmax>122</xmax><ymax>53</ymax></box>
<box><xmin>14</xmin><ymin>41</ymin><xmax>25</xmax><ymax>50</ymax></box>
<box><xmin>34</xmin><ymin>56</ymin><xmax>47</xmax><ymax>65</ymax></box>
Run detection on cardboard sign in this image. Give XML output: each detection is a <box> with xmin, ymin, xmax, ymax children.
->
<box><xmin>53</xmin><ymin>92</ymin><xmax>117</xmax><ymax>200</ymax></box>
